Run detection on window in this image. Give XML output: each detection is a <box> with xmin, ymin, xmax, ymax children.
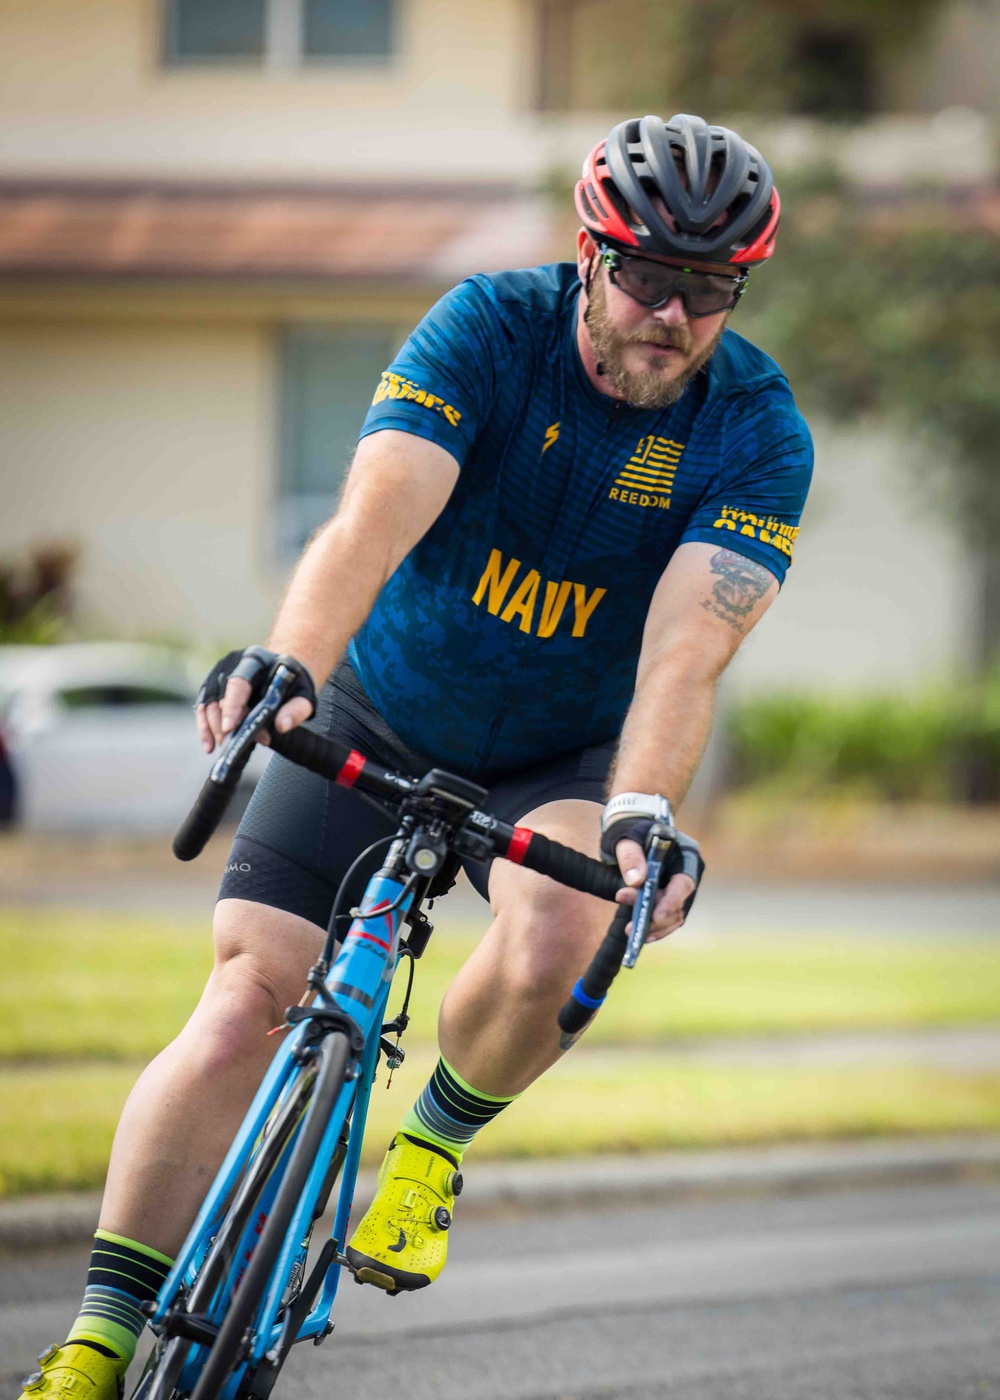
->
<box><xmin>164</xmin><ymin>0</ymin><xmax>395</xmax><ymax>67</ymax></box>
<box><xmin>277</xmin><ymin>325</ymin><xmax>393</xmax><ymax>559</ymax></box>
<box><xmin>169</xmin><ymin>0</ymin><xmax>266</xmax><ymax>60</ymax></box>
<box><xmin>304</xmin><ymin>0</ymin><xmax>393</xmax><ymax>59</ymax></box>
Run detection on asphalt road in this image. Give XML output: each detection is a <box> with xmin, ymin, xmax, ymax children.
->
<box><xmin>3</xmin><ymin>1179</ymin><xmax>999</xmax><ymax>1400</ymax></box>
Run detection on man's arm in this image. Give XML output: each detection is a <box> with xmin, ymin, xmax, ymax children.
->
<box><xmin>199</xmin><ymin>429</ymin><xmax>459</xmax><ymax>751</ymax></box>
<box><xmin>608</xmin><ymin>540</ymin><xmax>778</xmax><ymax>937</ymax></box>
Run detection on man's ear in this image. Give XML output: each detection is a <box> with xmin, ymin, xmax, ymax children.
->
<box><xmin>576</xmin><ymin>229</ymin><xmax>596</xmax><ymax>286</ymax></box>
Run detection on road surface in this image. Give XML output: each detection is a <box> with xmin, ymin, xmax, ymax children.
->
<box><xmin>3</xmin><ymin>1178</ymin><xmax>998</xmax><ymax>1399</ymax></box>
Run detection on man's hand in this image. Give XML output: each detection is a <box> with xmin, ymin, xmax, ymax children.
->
<box><xmin>614</xmin><ymin>839</ymin><xmax>695</xmax><ymax>941</ymax></box>
<box><xmin>195</xmin><ymin>648</ymin><xmax>316</xmax><ymax>754</ymax></box>
<box><xmin>599</xmin><ymin>793</ymin><xmax>704</xmax><ymax>942</ymax></box>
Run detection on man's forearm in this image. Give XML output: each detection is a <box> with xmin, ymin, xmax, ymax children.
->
<box><xmin>263</xmin><ymin>515</ymin><xmax>386</xmax><ymax>688</ymax></box>
<box><xmin>266</xmin><ymin>514</ymin><xmax>391</xmax><ymax>689</ymax></box>
<box><xmin>263</xmin><ymin>431</ymin><xmax>460</xmax><ymax>691</ymax></box>
<box><xmin>608</xmin><ymin>656</ymin><xmax>719</xmax><ymax>809</ymax></box>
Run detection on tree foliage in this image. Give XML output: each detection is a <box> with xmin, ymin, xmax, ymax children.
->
<box><xmin>570</xmin><ymin>0</ymin><xmax>942</xmax><ymax>117</ymax></box>
<box><xmin>736</xmin><ymin>169</ymin><xmax>1000</xmax><ymax>547</ymax></box>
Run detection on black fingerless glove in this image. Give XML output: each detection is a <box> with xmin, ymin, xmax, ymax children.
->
<box><xmin>599</xmin><ymin>792</ymin><xmax>706</xmax><ymax>919</ymax></box>
<box><xmin>196</xmin><ymin>646</ymin><xmax>317</xmax><ymax>719</ymax></box>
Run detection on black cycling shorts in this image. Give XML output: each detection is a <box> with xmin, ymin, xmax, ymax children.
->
<box><xmin>218</xmin><ymin>661</ymin><xmax>615</xmax><ymax>930</ymax></box>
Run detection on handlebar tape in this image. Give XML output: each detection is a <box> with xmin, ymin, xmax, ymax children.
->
<box><xmin>174</xmin><ymin>727</ymin><xmax>371</xmax><ymax>863</ymax></box>
<box><xmin>506</xmin><ymin>828</ymin><xmax>621</xmax><ymax>901</ymax></box>
<box><xmin>270</xmin><ymin>727</ymin><xmax>359</xmax><ymax>785</ymax></box>
<box><xmin>272</xmin><ymin>727</ymin><xmax>413</xmax><ymax>804</ymax></box>
<box><xmin>172</xmin><ymin>743</ymin><xmax>254</xmax><ymax>862</ymax></box>
<box><xmin>557</xmin><ymin>901</ymin><xmax>631</xmax><ymax>1035</ymax></box>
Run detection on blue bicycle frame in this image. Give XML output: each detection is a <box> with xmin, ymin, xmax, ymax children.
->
<box><xmin>148</xmin><ymin>866</ymin><xmax>416</xmax><ymax>1398</ymax></box>
<box><xmin>145</xmin><ymin>661</ymin><xmax>624</xmax><ymax>1397</ymax></box>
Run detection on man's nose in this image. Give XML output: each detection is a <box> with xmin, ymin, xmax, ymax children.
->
<box><xmin>652</xmin><ymin>293</ymin><xmax>688</xmax><ymax>327</ymax></box>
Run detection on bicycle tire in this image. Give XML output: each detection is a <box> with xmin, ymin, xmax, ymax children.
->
<box><xmin>132</xmin><ymin>1055</ymin><xmax>325</xmax><ymax>1400</ymax></box>
<box><xmin>189</xmin><ymin>1031</ymin><xmax>352</xmax><ymax>1400</ymax></box>
<box><xmin>134</xmin><ymin>1334</ymin><xmax>189</xmax><ymax>1400</ymax></box>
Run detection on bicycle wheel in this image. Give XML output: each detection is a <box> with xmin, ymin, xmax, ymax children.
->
<box><xmin>189</xmin><ymin>1030</ymin><xmax>352</xmax><ymax>1400</ymax></box>
<box><xmin>133</xmin><ymin>1032</ymin><xmax>349</xmax><ymax>1400</ymax></box>
<box><xmin>132</xmin><ymin>1336</ymin><xmax>188</xmax><ymax>1400</ymax></box>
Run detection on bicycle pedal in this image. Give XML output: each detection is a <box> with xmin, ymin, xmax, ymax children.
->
<box><xmin>353</xmin><ymin>1265</ymin><xmax>399</xmax><ymax>1292</ymax></box>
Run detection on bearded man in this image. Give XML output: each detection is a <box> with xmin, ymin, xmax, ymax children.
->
<box><xmin>26</xmin><ymin>113</ymin><xmax>812</xmax><ymax>1400</ymax></box>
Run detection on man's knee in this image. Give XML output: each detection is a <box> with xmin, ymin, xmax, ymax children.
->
<box><xmin>489</xmin><ymin>876</ymin><xmax>606</xmax><ymax>1005</ymax></box>
<box><xmin>186</xmin><ymin>899</ymin><xmax>323</xmax><ymax>1070</ymax></box>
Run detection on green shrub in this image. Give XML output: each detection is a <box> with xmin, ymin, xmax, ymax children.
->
<box><xmin>0</xmin><ymin>543</ymin><xmax>77</xmax><ymax>644</ymax></box>
<box><xmin>727</xmin><ymin>678</ymin><xmax>1000</xmax><ymax>802</ymax></box>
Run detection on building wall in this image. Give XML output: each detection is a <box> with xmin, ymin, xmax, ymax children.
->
<box><xmin>0</xmin><ymin>316</ymin><xmax>280</xmax><ymax>642</ymax></box>
<box><xmin>0</xmin><ymin>0</ymin><xmax>534</xmax><ymax>182</ymax></box>
<box><xmin>0</xmin><ymin>281</ymin><xmax>436</xmax><ymax>643</ymax></box>
<box><xmin>731</xmin><ymin>421</ymin><xmax>974</xmax><ymax>695</ymax></box>
<box><xmin>0</xmin><ymin>0</ymin><xmax>995</xmax><ymax>186</ymax></box>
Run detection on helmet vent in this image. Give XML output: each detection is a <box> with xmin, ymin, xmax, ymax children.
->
<box><xmin>586</xmin><ymin>181</ymin><xmax>609</xmax><ymax>220</ymax></box>
<box><xmin>602</xmin><ymin>180</ymin><xmax>641</xmax><ymax>233</ymax></box>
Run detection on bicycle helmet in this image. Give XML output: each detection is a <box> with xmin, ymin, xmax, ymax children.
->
<box><xmin>575</xmin><ymin>113</ymin><xmax>780</xmax><ymax>266</ymax></box>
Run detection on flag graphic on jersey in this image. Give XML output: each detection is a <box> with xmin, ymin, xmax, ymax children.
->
<box><xmin>609</xmin><ymin>436</ymin><xmax>683</xmax><ymax>510</ymax></box>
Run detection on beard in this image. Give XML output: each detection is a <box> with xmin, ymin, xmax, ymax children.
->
<box><xmin>584</xmin><ymin>273</ymin><xmax>725</xmax><ymax>410</ymax></box>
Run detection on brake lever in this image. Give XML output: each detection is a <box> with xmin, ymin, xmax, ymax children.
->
<box><xmin>622</xmin><ymin>801</ymin><xmax>676</xmax><ymax>970</ymax></box>
<box><xmin>208</xmin><ymin>663</ymin><xmax>297</xmax><ymax>784</ymax></box>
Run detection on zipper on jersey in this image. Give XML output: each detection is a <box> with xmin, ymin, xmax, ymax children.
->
<box><xmin>473</xmin><ymin>684</ymin><xmax>510</xmax><ymax>776</ymax></box>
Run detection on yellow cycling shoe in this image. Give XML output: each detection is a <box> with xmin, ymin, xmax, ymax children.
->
<box><xmin>19</xmin><ymin>1343</ymin><xmax>124</xmax><ymax>1400</ymax></box>
<box><xmin>345</xmin><ymin>1133</ymin><xmax>462</xmax><ymax>1293</ymax></box>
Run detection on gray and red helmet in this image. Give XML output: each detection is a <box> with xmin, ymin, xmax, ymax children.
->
<box><xmin>575</xmin><ymin>113</ymin><xmax>780</xmax><ymax>266</ymax></box>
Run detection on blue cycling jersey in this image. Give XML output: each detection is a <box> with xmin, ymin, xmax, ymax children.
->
<box><xmin>350</xmin><ymin>262</ymin><xmax>813</xmax><ymax>780</ymax></box>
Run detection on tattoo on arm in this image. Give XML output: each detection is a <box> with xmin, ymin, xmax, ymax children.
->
<box><xmin>700</xmin><ymin>549</ymin><xmax>774</xmax><ymax>633</ymax></box>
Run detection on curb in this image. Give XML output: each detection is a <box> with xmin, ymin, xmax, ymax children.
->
<box><xmin>3</xmin><ymin>1135</ymin><xmax>1000</xmax><ymax>1253</ymax></box>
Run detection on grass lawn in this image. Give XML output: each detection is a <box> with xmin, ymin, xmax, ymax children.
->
<box><xmin>3</xmin><ymin>908</ymin><xmax>1000</xmax><ymax>1062</ymax></box>
<box><xmin>2</xmin><ymin>906</ymin><xmax>998</xmax><ymax>1196</ymax></box>
<box><xmin>3</xmin><ymin>1053</ymin><xmax>1000</xmax><ymax>1196</ymax></box>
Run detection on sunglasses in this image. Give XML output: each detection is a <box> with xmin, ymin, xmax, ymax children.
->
<box><xmin>599</xmin><ymin>245</ymin><xmax>747</xmax><ymax>318</ymax></box>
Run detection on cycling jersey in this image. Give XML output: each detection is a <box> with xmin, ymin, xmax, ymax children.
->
<box><xmin>350</xmin><ymin>262</ymin><xmax>812</xmax><ymax>780</ymax></box>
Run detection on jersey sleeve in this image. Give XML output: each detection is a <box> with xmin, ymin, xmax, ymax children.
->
<box><xmin>358</xmin><ymin>277</ymin><xmax>502</xmax><ymax>466</ymax></box>
<box><xmin>680</xmin><ymin>383</ymin><xmax>813</xmax><ymax>584</ymax></box>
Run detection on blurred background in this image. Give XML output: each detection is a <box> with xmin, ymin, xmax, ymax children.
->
<box><xmin>1</xmin><ymin>0</ymin><xmax>999</xmax><ymax>1202</ymax></box>
<box><xmin>2</xmin><ymin>0</ymin><xmax>1000</xmax><ymax>833</ymax></box>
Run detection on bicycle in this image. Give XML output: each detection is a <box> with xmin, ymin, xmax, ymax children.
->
<box><xmin>132</xmin><ymin>661</ymin><xmax>667</xmax><ymax>1400</ymax></box>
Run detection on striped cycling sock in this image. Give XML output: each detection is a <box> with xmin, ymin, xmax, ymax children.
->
<box><xmin>67</xmin><ymin>1230</ymin><xmax>174</xmax><ymax>1363</ymax></box>
<box><xmin>401</xmin><ymin>1056</ymin><xmax>520</xmax><ymax>1161</ymax></box>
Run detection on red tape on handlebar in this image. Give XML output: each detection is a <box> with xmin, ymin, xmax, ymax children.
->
<box><xmin>507</xmin><ymin>826</ymin><xmax>533</xmax><ymax>864</ymax></box>
<box><xmin>336</xmin><ymin>751</ymin><xmax>366</xmax><ymax>788</ymax></box>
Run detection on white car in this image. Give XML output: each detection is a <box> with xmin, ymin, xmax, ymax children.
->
<box><xmin>0</xmin><ymin>643</ymin><xmax>267</xmax><ymax>833</ymax></box>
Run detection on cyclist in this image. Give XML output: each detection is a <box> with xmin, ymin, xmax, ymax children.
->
<box><xmin>25</xmin><ymin>113</ymin><xmax>810</xmax><ymax>1399</ymax></box>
